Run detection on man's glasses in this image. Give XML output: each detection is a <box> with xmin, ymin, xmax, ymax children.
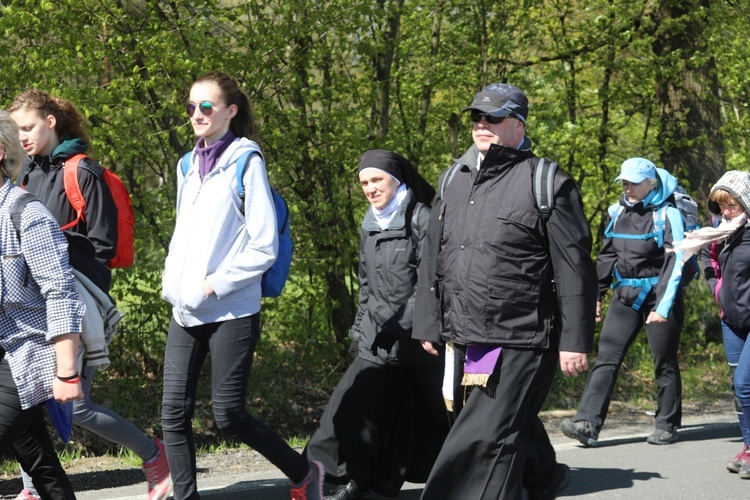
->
<box><xmin>186</xmin><ymin>101</ymin><xmax>219</xmax><ymax>117</ymax></box>
<box><xmin>470</xmin><ymin>110</ymin><xmax>509</xmax><ymax>124</ymax></box>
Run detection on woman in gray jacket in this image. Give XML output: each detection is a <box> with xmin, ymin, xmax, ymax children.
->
<box><xmin>305</xmin><ymin>150</ymin><xmax>448</xmax><ymax>500</ymax></box>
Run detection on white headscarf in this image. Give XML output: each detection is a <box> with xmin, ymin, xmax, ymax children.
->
<box><xmin>371</xmin><ymin>183</ymin><xmax>408</xmax><ymax>229</ymax></box>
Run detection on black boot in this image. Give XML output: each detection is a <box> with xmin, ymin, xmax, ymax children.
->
<box><xmin>324</xmin><ymin>480</ymin><xmax>372</xmax><ymax>500</ymax></box>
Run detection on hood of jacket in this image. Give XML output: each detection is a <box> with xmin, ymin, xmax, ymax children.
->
<box><xmin>708</xmin><ymin>170</ymin><xmax>750</xmax><ymax>217</ymax></box>
<box><xmin>637</xmin><ymin>167</ymin><xmax>678</xmax><ymax>209</ymax></box>
<box><xmin>49</xmin><ymin>138</ymin><xmax>89</xmax><ymax>161</ymax></box>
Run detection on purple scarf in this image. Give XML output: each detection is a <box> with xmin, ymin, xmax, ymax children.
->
<box><xmin>461</xmin><ymin>345</ymin><xmax>503</xmax><ymax>388</ymax></box>
<box><xmin>195</xmin><ymin>130</ymin><xmax>236</xmax><ymax>181</ymax></box>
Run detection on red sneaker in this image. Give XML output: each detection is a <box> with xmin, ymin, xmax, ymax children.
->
<box><xmin>143</xmin><ymin>438</ymin><xmax>172</xmax><ymax>500</ymax></box>
<box><xmin>290</xmin><ymin>461</ymin><xmax>324</xmax><ymax>500</ymax></box>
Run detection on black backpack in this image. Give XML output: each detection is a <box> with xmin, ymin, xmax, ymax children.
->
<box><xmin>439</xmin><ymin>157</ymin><xmax>559</xmax><ymax>224</ymax></box>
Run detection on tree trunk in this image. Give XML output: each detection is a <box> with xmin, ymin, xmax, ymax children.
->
<box><xmin>652</xmin><ymin>0</ymin><xmax>725</xmax><ymax>200</ymax></box>
<box><xmin>371</xmin><ymin>0</ymin><xmax>404</xmax><ymax>140</ymax></box>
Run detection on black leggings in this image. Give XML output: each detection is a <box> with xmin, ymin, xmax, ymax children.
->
<box><xmin>0</xmin><ymin>361</ymin><xmax>76</xmax><ymax>499</ymax></box>
<box><xmin>161</xmin><ymin>315</ymin><xmax>308</xmax><ymax>500</ymax></box>
<box><xmin>576</xmin><ymin>296</ymin><xmax>684</xmax><ymax>432</ymax></box>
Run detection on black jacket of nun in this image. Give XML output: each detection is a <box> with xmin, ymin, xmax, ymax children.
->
<box><xmin>352</xmin><ymin>149</ymin><xmax>438</xmax><ymax>364</ymax></box>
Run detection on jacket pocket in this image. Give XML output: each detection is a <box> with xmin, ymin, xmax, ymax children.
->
<box><xmin>495</xmin><ymin>205</ymin><xmax>541</xmax><ymax>242</ymax></box>
<box><xmin>485</xmin><ymin>276</ymin><xmax>540</xmax><ymax>340</ymax></box>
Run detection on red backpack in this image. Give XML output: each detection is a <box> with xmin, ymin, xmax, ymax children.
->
<box><xmin>61</xmin><ymin>154</ymin><xmax>135</xmax><ymax>268</ymax></box>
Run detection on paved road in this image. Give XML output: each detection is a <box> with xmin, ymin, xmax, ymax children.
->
<box><xmin>12</xmin><ymin>411</ymin><xmax>749</xmax><ymax>499</ymax></box>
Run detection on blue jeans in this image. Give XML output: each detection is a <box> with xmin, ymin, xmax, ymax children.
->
<box><xmin>721</xmin><ymin>321</ymin><xmax>750</xmax><ymax>445</ymax></box>
<box><xmin>161</xmin><ymin>315</ymin><xmax>308</xmax><ymax>500</ymax></box>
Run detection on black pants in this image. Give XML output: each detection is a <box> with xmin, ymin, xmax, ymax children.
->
<box><xmin>576</xmin><ymin>296</ymin><xmax>684</xmax><ymax>433</ymax></box>
<box><xmin>305</xmin><ymin>357</ymin><xmax>448</xmax><ymax>496</ymax></box>
<box><xmin>0</xmin><ymin>361</ymin><xmax>76</xmax><ymax>500</ymax></box>
<box><xmin>161</xmin><ymin>315</ymin><xmax>309</xmax><ymax>500</ymax></box>
<box><xmin>421</xmin><ymin>346</ymin><xmax>559</xmax><ymax>500</ymax></box>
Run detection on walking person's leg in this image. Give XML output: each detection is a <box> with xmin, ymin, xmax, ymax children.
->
<box><xmin>722</xmin><ymin>321</ymin><xmax>750</xmax><ymax>472</ymax></box>
<box><xmin>11</xmin><ymin>411</ymin><xmax>77</xmax><ymax>500</ymax></box>
<box><xmin>305</xmin><ymin>357</ymin><xmax>385</xmax><ymax>496</ymax></box>
<box><xmin>206</xmin><ymin>315</ymin><xmax>312</xmax><ymax>482</ymax></box>
<box><xmin>19</xmin><ymin>365</ymin><xmax>170</xmax><ymax>499</ymax></box>
<box><xmin>161</xmin><ymin>319</ymin><xmax>210</xmax><ymax>500</ymax></box>
<box><xmin>0</xmin><ymin>362</ymin><xmax>75</xmax><ymax>500</ymax></box>
<box><xmin>567</xmin><ymin>299</ymin><xmax>644</xmax><ymax>441</ymax></box>
<box><xmin>722</xmin><ymin>322</ymin><xmax>749</xmax><ymax>443</ymax></box>
<box><xmin>729</xmin><ymin>325</ymin><xmax>750</xmax><ymax>477</ymax></box>
<box><xmin>644</xmin><ymin>296</ymin><xmax>684</xmax><ymax>444</ymax></box>
<box><xmin>420</xmin><ymin>347</ymin><xmax>557</xmax><ymax>500</ymax></box>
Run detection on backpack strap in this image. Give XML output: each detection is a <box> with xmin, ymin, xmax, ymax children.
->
<box><xmin>61</xmin><ymin>154</ymin><xmax>88</xmax><ymax>231</ymax></box>
<box><xmin>10</xmin><ymin>192</ymin><xmax>36</xmax><ymax>286</ymax></box>
<box><xmin>604</xmin><ymin>204</ymin><xmax>663</xmax><ymax>244</ymax></box>
<box><xmin>406</xmin><ymin>198</ymin><xmax>422</xmax><ymax>251</ymax></box>
<box><xmin>180</xmin><ymin>152</ymin><xmax>192</xmax><ymax>177</ymax></box>
<box><xmin>439</xmin><ymin>162</ymin><xmax>462</xmax><ymax>200</ymax></box>
<box><xmin>235</xmin><ymin>151</ymin><xmax>256</xmax><ymax>201</ymax></box>
<box><xmin>180</xmin><ymin>150</ymin><xmax>263</xmax><ymax>215</ymax></box>
<box><xmin>10</xmin><ymin>193</ymin><xmax>35</xmax><ymax>244</ymax></box>
<box><xmin>534</xmin><ymin>158</ymin><xmax>557</xmax><ymax>222</ymax></box>
<box><xmin>652</xmin><ymin>205</ymin><xmax>669</xmax><ymax>248</ymax></box>
<box><xmin>603</xmin><ymin>205</ymin><xmax>625</xmax><ymax>237</ymax></box>
<box><xmin>611</xmin><ymin>266</ymin><xmax>660</xmax><ymax>312</ymax></box>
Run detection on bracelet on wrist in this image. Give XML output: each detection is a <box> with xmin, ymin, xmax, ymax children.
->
<box><xmin>56</xmin><ymin>376</ymin><xmax>81</xmax><ymax>384</ymax></box>
<box><xmin>56</xmin><ymin>372</ymin><xmax>80</xmax><ymax>381</ymax></box>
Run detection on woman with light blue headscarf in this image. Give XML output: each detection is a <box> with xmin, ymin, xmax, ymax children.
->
<box><xmin>561</xmin><ymin>157</ymin><xmax>687</xmax><ymax>448</ymax></box>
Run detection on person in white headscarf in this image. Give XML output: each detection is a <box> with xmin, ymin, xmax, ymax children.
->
<box><xmin>304</xmin><ymin>149</ymin><xmax>447</xmax><ymax>500</ymax></box>
<box><xmin>694</xmin><ymin>170</ymin><xmax>750</xmax><ymax>479</ymax></box>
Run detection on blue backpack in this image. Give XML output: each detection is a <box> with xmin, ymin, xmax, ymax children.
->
<box><xmin>180</xmin><ymin>150</ymin><xmax>292</xmax><ymax>298</ymax></box>
<box><xmin>603</xmin><ymin>187</ymin><xmax>699</xmax><ymax>310</ymax></box>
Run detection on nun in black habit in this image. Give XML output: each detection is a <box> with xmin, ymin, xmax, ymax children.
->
<box><xmin>304</xmin><ymin>150</ymin><xmax>449</xmax><ymax>500</ymax></box>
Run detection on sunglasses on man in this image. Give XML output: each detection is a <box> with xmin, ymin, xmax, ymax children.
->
<box><xmin>470</xmin><ymin>110</ymin><xmax>518</xmax><ymax>124</ymax></box>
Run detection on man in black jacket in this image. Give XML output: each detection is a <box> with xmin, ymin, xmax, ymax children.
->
<box><xmin>413</xmin><ymin>83</ymin><xmax>597</xmax><ymax>499</ymax></box>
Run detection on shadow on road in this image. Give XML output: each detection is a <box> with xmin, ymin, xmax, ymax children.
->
<box><xmin>676</xmin><ymin>422</ymin><xmax>739</xmax><ymax>443</ymax></box>
<box><xmin>563</xmin><ymin>467</ymin><xmax>663</xmax><ymax>496</ymax></box>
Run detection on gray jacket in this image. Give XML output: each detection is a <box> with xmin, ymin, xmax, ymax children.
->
<box><xmin>350</xmin><ymin>189</ymin><xmax>438</xmax><ymax>365</ymax></box>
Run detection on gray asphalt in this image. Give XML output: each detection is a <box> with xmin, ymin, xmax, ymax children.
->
<box><xmin>24</xmin><ymin>411</ymin><xmax>750</xmax><ymax>499</ymax></box>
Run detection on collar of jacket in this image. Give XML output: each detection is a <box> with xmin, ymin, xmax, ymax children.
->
<box><xmin>454</xmin><ymin>140</ymin><xmax>535</xmax><ymax>178</ymax></box>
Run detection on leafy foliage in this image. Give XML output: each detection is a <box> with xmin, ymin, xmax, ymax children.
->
<box><xmin>0</xmin><ymin>0</ymin><xmax>746</xmax><ymax>442</ymax></box>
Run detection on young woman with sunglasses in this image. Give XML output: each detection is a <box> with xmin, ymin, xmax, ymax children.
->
<box><xmin>8</xmin><ymin>90</ymin><xmax>171</xmax><ymax>500</ymax></box>
<box><xmin>161</xmin><ymin>72</ymin><xmax>323</xmax><ymax>500</ymax></box>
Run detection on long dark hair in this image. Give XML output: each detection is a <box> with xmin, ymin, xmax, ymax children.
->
<box><xmin>9</xmin><ymin>89</ymin><xmax>89</xmax><ymax>143</ymax></box>
<box><xmin>192</xmin><ymin>72</ymin><xmax>255</xmax><ymax>139</ymax></box>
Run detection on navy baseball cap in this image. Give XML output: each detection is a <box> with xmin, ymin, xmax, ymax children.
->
<box><xmin>462</xmin><ymin>83</ymin><xmax>529</xmax><ymax>122</ymax></box>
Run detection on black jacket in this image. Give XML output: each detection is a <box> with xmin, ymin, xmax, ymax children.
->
<box><xmin>596</xmin><ymin>196</ymin><xmax>683</xmax><ymax>318</ymax></box>
<box><xmin>413</xmin><ymin>142</ymin><xmax>596</xmax><ymax>352</ymax></box>
<box><xmin>19</xmin><ymin>155</ymin><xmax>117</xmax><ymax>293</ymax></box>
<box><xmin>702</xmin><ymin>226</ymin><xmax>750</xmax><ymax>331</ymax></box>
<box><xmin>350</xmin><ymin>189</ymin><xmax>438</xmax><ymax>365</ymax></box>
